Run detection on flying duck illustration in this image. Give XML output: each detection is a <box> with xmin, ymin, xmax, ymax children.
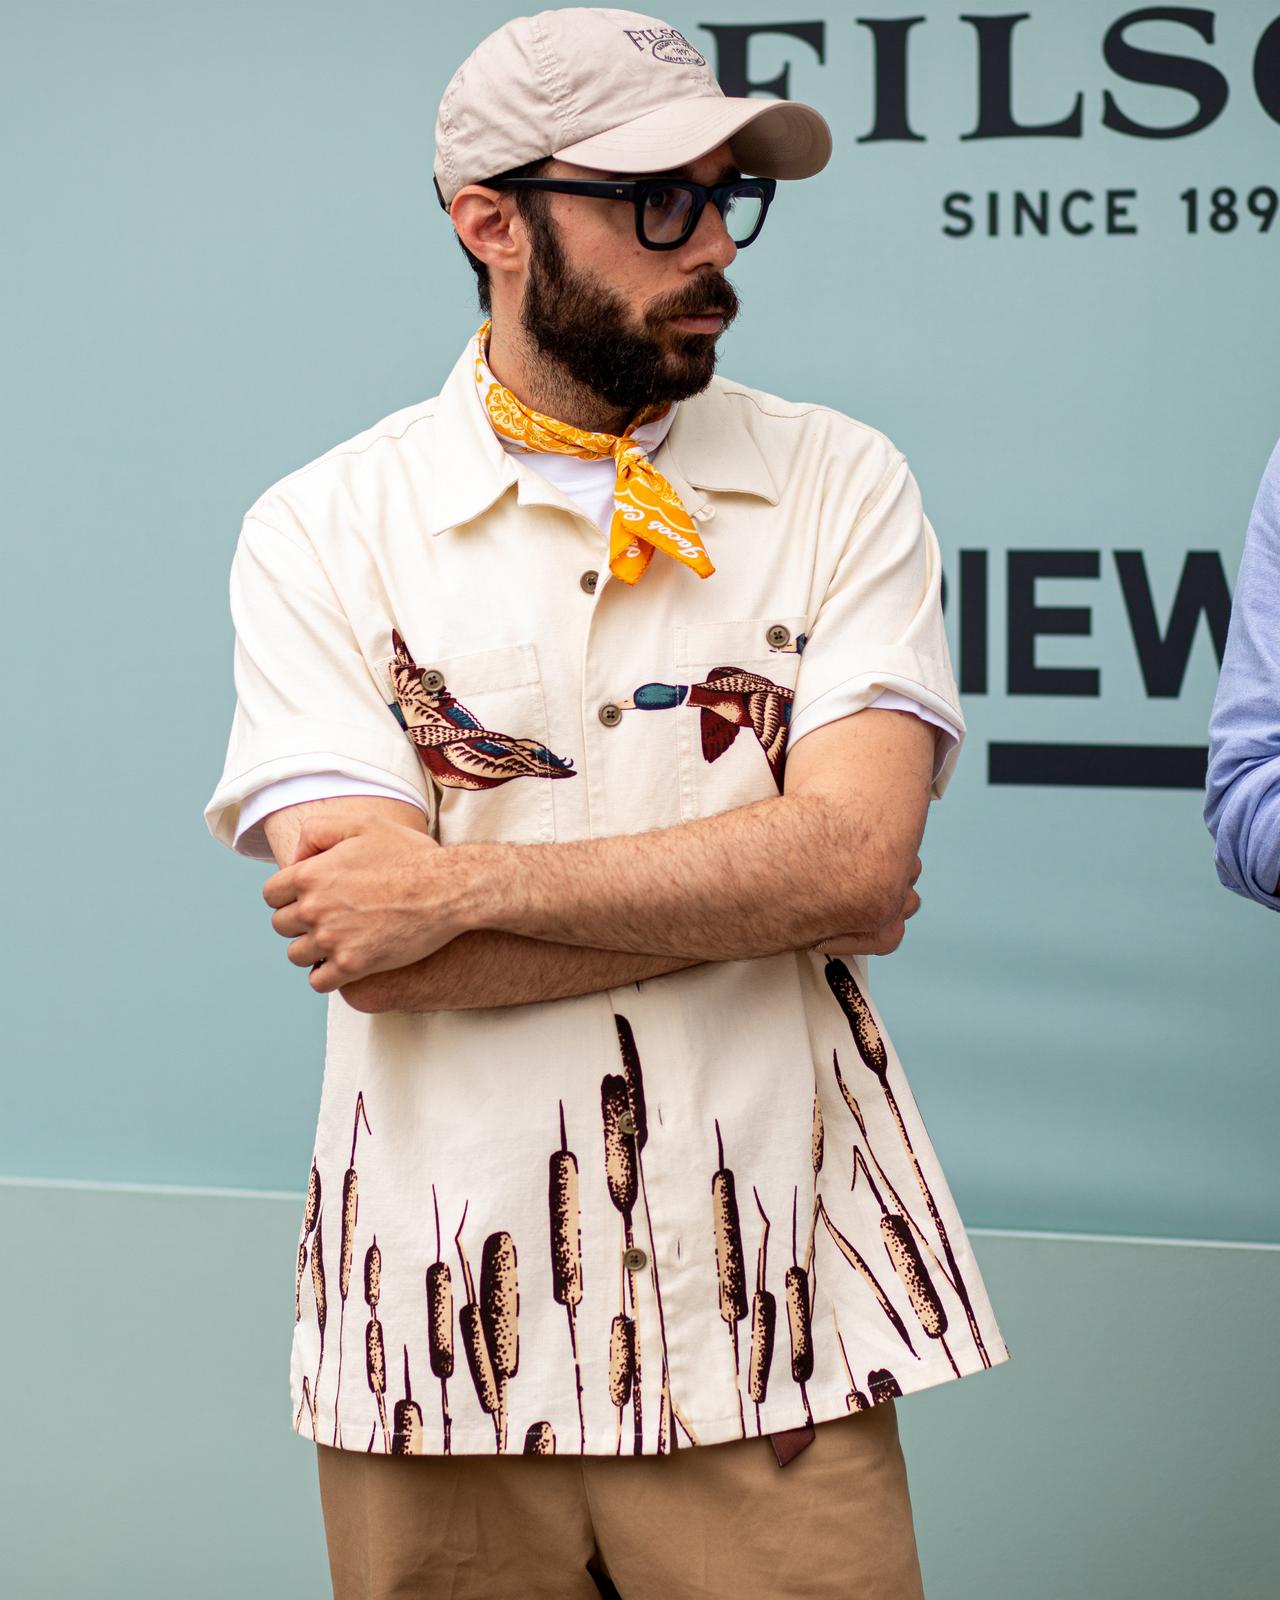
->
<box><xmin>615</xmin><ymin>660</ymin><xmax>801</xmax><ymax>793</ymax></box>
<box><xmin>385</xmin><ymin>628</ymin><xmax>576</xmax><ymax>790</ymax></box>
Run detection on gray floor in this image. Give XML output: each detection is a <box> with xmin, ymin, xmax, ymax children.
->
<box><xmin>1</xmin><ymin>1182</ymin><xmax>1275</xmax><ymax>1599</ymax></box>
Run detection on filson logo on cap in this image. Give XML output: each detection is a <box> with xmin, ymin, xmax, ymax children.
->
<box><xmin>623</xmin><ymin>26</ymin><xmax>706</xmax><ymax>66</ymax></box>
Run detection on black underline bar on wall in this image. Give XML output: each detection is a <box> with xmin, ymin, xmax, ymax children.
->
<box><xmin>987</xmin><ymin>742</ymin><xmax>1209</xmax><ymax>789</ymax></box>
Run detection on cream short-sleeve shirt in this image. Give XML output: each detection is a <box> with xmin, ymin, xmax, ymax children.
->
<box><xmin>204</xmin><ymin>331</ymin><xmax>1008</xmax><ymax>1458</ymax></box>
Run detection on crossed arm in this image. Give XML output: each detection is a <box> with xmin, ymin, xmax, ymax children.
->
<box><xmin>260</xmin><ymin>708</ymin><xmax>937</xmax><ymax>1013</ymax></box>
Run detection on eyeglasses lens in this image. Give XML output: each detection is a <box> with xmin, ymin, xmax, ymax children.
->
<box><xmin>641</xmin><ymin>184</ymin><xmax>765</xmax><ymax>246</ymax></box>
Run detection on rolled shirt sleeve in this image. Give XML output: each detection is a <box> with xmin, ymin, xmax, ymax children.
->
<box><xmin>1204</xmin><ymin>437</ymin><xmax>1280</xmax><ymax>910</ymax></box>
<box><xmin>786</xmin><ymin>687</ymin><xmax>961</xmax><ymax>784</ymax></box>
<box><xmin>789</xmin><ymin>445</ymin><xmax>966</xmax><ymax>797</ymax></box>
<box><xmin>231</xmin><ymin>770</ymin><xmax>431</xmax><ymax>861</ymax></box>
<box><xmin>203</xmin><ymin>513</ymin><xmax>437</xmax><ymax>852</ymax></box>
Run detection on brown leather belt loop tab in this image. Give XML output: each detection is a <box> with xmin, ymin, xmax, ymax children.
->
<box><xmin>768</xmin><ymin>1422</ymin><xmax>816</xmax><ymax>1467</ymax></box>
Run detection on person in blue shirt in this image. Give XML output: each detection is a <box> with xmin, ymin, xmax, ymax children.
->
<box><xmin>1205</xmin><ymin>436</ymin><xmax>1280</xmax><ymax>911</ymax></box>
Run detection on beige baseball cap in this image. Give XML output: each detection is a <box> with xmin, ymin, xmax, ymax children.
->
<box><xmin>433</xmin><ymin>7</ymin><xmax>832</xmax><ymax>208</ymax></box>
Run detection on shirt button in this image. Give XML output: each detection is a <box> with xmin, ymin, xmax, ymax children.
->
<box><xmin>422</xmin><ymin>668</ymin><xmax>445</xmax><ymax>690</ymax></box>
<box><xmin>599</xmin><ymin>702</ymin><xmax>623</xmax><ymax>727</ymax></box>
<box><xmin>765</xmin><ymin>623</ymin><xmax>791</xmax><ymax>649</ymax></box>
<box><xmin>580</xmin><ymin>569</ymin><xmax>599</xmax><ymax>594</ymax></box>
<box><xmin>622</xmin><ymin>1246</ymin><xmax>648</xmax><ymax>1272</ymax></box>
<box><xmin>693</xmin><ymin>505</ymin><xmax>715</xmax><ymax>522</ymax></box>
<box><xmin>617</xmin><ymin>1110</ymin><xmax>637</xmax><ymax>1136</ymax></box>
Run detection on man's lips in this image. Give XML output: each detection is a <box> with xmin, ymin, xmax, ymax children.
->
<box><xmin>667</xmin><ymin>312</ymin><xmax>725</xmax><ymax>333</ymax></box>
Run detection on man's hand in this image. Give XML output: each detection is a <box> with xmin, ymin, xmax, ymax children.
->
<box><xmin>261</xmin><ymin>810</ymin><xmax>466</xmax><ymax>993</ymax></box>
<box><xmin>812</xmin><ymin>855</ymin><xmax>922</xmax><ymax>958</ymax></box>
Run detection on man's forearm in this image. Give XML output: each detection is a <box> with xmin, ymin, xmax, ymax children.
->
<box><xmin>344</xmin><ymin>928</ymin><xmax>707</xmax><ymax>1013</ymax></box>
<box><xmin>456</xmin><ymin>792</ymin><xmax>908</xmax><ymax>963</ymax></box>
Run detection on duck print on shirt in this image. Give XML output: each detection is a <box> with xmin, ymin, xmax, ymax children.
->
<box><xmin>385</xmin><ymin>628</ymin><xmax>577</xmax><ymax>791</ymax></box>
<box><xmin>617</xmin><ymin>633</ymin><xmax>806</xmax><ymax>793</ymax></box>
<box><xmin>624</xmin><ymin>665</ymin><xmax>793</xmax><ymax>790</ymax></box>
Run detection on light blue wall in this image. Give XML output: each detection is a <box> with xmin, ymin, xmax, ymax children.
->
<box><xmin>5</xmin><ymin>0</ymin><xmax>1277</xmax><ymax>1241</ymax></box>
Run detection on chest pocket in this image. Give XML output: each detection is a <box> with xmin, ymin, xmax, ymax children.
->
<box><xmin>380</xmin><ymin>637</ymin><xmax>568</xmax><ymax>846</ymax></box>
<box><xmin>672</xmin><ymin>614</ymin><xmax>808</xmax><ymax>822</ymax></box>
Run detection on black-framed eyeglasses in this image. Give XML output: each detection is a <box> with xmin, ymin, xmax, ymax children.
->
<box><xmin>481</xmin><ymin>175</ymin><xmax>778</xmax><ymax>251</ymax></box>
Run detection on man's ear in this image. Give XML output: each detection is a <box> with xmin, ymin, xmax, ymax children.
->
<box><xmin>451</xmin><ymin>184</ymin><xmax>521</xmax><ymax>277</ymax></box>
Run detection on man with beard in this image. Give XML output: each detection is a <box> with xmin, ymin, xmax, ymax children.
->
<box><xmin>204</xmin><ymin>9</ymin><xmax>1007</xmax><ymax>1598</ymax></box>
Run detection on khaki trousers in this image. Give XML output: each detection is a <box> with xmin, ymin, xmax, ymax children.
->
<box><xmin>315</xmin><ymin>1399</ymin><xmax>926</xmax><ymax>1599</ymax></box>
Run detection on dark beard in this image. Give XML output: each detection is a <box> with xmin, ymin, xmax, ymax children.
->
<box><xmin>518</xmin><ymin>205</ymin><xmax>740</xmax><ymax>416</ymax></box>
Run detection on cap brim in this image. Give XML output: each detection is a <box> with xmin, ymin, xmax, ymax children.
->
<box><xmin>551</xmin><ymin>97</ymin><xmax>832</xmax><ymax>181</ymax></box>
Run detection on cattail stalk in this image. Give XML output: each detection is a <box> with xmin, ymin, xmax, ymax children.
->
<box><xmin>836</xmin><ymin>1055</ymin><xmax>958</xmax><ymax>1297</ymax></box>
<box><xmin>711</xmin><ymin>1120</ymin><xmax>748</xmax><ymax>1438</ymax></box>
<box><xmin>391</xmin><ymin>1345</ymin><xmax>424</xmax><ymax>1454</ymax></box>
<box><xmin>460</xmin><ymin>1303</ymin><xmax>500</xmax><ymax>1425</ymax></box>
<box><xmin>816</xmin><ymin>1196</ymin><xmax>917</xmax><ymax>1356</ymax></box>
<box><xmin>834</xmin><ymin>1323</ymin><xmax>871</xmax><ymax>1412</ymax></box>
<box><xmin>455</xmin><ymin>1202</ymin><xmax>516</xmax><ymax>1453</ymax></box>
<box><xmin>333</xmin><ymin>1092</ymin><xmax>372</xmax><ymax>1444</ymax></box>
<box><xmin>296</xmin><ymin>1159</ymin><xmax>321</xmax><ymax>1324</ymax></box>
<box><xmin>868</xmin><ymin>1368</ymin><xmax>902</xmax><ymax>1406</ymax></box>
<box><xmin>824</xmin><ymin>960</ymin><xmax>991</xmax><ymax>1367</ymax></box>
<box><xmin>615</xmin><ymin>1015</ymin><xmax>676</xmax><ymax>1456</ymax></box>
<box><xmin>608</xmin><ymin>1313</ymin><xmax>636</xmax><ymax>1455</ymax></box>
<box><xmin>549</xmin><ymin>1101</ymin><xmax>586</xmax><ymax>1451</ymax></box>
<box><xmin>480</xmin><ymin>1231</ymin><xmax>519</xmax><ymax>1454</ymax></box>
<box><xmin>852</xmin><ymin>1143</ymin><xmax>955</xmax><ymax>1370</ymax></box>
<box><xmin>364</xmin><ymin>1235</ymin><xmax>389</xmax><ymax>1451</ymax></box>
<box><xmin>524</xmin><ymin>1421</ymin><xmax>555</xmax><ymax>1455</ymax></box>
<box><xmin>747</xmin><ymin>1186</ymin><xmax>776</xmax><ymax>1432</ymax></box>
<box><xmin>786</xmin><ymin>1188</ymin><xmax>814</xmax><ymax>1426</ymax></box>
<box><xmin>309</xmin><ymin>1202</ymin><xmax>327</xmax><ymax>1439</ymax></box>
<box><xmin>602</xmin><ymin>1072</ymin><xmax>644</xmax><ymax>1453</ymax></box>
<box><xmin>427</xmin><ymin>1185</ymin><xmax>454</xmax><ymax>1453</ymax></box>
<box><xmin>455</xmin><ymin>1210</ymin><xmax>499</xmax><ymax>1435</ymax></box>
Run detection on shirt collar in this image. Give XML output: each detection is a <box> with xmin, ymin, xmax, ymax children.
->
<box><xmin>424</xmin><ymin>335</ymin><xmax>779</xmax><ymax>538</ymax></box>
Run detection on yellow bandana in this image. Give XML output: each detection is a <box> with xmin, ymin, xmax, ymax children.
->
<box><xmin>473</xmin><ymin>319</ymin><xmax>715</xmax><ymax>586</ymax></box>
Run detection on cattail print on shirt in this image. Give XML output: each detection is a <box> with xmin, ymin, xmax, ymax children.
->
<box><xmin>332</xmin><ymin>1092</ymin><xmax>371</xmax><ymax>1445</ymax></box>
<box><xmin>824</xmin><ymin>958</ymin><xmax>995</xmax><ymax>1369</ymax></box>
<box><xmin>710</xmin><ymin>1120</ymin><xmax>749</xmax><ymax>1438</ymax></box>
<box><xmin>747</xmin><ymin>1186</ymin><xmax>777</xmax><ymax>1432</ymax></box>
<box><xmin>548</xmin><ymin>1101</ymin><xmax>586</xmax><ymax>1452</ymax></box>
<box><xmin>600</xmin><ymin>1070</ymin><xmax>645</xmax><ymax>1454</ymax></box>
<box><xmin>786</xmin><ymin>1188</ymin><xmax>816</xmax><ymax>1427</ymax></box>
<box><xmin>612</xmin><ymin>1013</ymin><xmax>679</xmax><ymax>1455</ymax></box>
<box><xmin>391</xmin><ymin>1345</ymin><xmax>424</xmax><ymax>1455</ymax></box>
<box><xmin>288</xmin><ymin>954</ymin><xmax>1009</xmax><ymax>1455</ymax></box>
<box><xmin>296</xmin><ymin>1158</ymin><xmax>319</xmax><ymax>1326</ymax></box>
<box><xmin>425</xmin><ymin>1185</ymin><xmax>455</xmax><ymax>1454</ymax></box>
<box><xmin>453</xmin><ymin>1202</ymin><xmax>521</xmax><ymax>1454</ymax></box>
<box><xmin>364</xmin><ymin>1236</ymin><xmax>389</xmax><ymax>1452</ymax></box>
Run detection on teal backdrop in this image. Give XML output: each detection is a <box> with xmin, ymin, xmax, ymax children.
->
<box><xmin>4</xmin><ymin>4</ymin><xmax>1278</xmax><ymax>1597</ymax></box>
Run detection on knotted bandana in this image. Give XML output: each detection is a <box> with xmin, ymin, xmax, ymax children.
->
<box><xmin>472</xmin><ymin>319</ymin><xmax>715</xmax><ymax>586</ymax></box>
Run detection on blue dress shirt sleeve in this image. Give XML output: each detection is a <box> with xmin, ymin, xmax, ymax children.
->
<box><xmin>1204</xmin><ymin>436</ymin><xmax>1280</xmax><ymax>910</ymax></box>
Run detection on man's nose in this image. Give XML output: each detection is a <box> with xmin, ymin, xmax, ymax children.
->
<box><xmin>679</xmin><ymin>197</ymin><xmax>738</xmax><ymax>273</ymax></box>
